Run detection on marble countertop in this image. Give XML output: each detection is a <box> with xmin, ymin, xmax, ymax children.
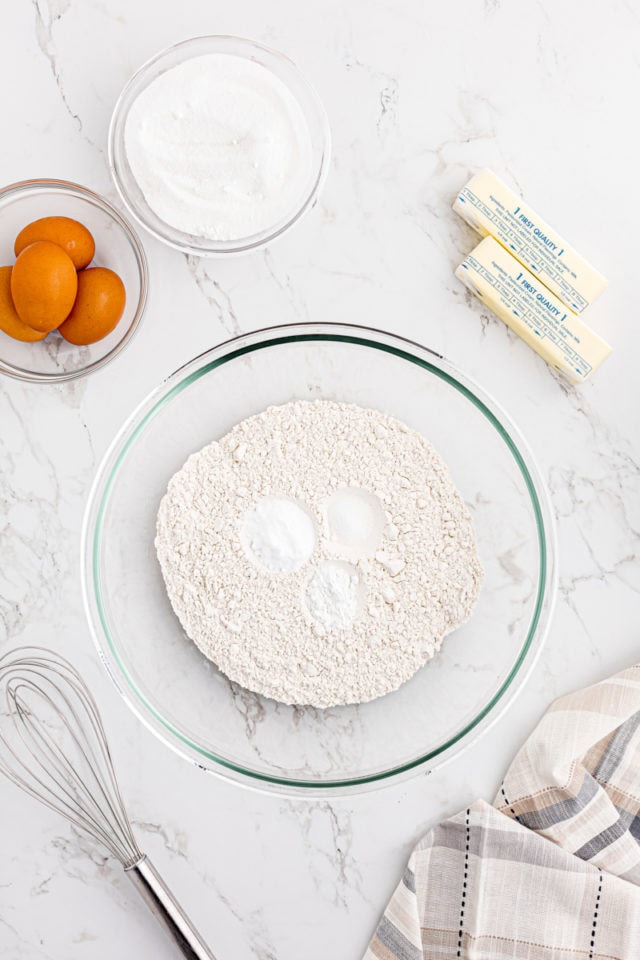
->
<box><xmin>1</xmin><ymin>1</ymin><xmax>638</xmax><ymax>957</ymax></box>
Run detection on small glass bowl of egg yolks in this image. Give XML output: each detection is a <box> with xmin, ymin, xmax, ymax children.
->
<box><xmin>0</xmin><ymin>179</ymin><xmax>148</xmax><ymax>383</ymax></box>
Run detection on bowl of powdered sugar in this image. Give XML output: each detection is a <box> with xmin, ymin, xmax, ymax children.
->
<box><xmin>108</xmin><ymin>36</ymin><xmax>330</xmax><ymax>255</ymax></box>
<box><xmin>83</xmin><ymin>324</ymin><xmax>556</xmax><ymax>794</ymax></box>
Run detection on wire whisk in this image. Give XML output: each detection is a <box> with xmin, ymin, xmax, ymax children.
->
<box><xmin>0</xmin><ymin>646</ymin><xmax>216</xmax><ymax>960</ymax></box>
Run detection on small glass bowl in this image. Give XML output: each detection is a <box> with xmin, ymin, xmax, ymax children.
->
<box><xmin>0</xmin><ymin>179</ymin><xmax>148</xmax><ymax>384</ymax></box>
<box><xmin>83</xmin><ymin>324</ymin><xmax>557</xmax><ymax>795</ymax></box>
<box><xmin>108</xmin><ymin>36</ymin><xmax>332</xmax><ymax>256</ymax></box>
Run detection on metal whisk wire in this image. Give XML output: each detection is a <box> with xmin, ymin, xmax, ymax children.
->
<box><xmin>0</xmin><ymin>648</ymin><xmax>141</xmax><ymax>866</ymax></box>
<box><xmin>0</xmin><ymin>647</ymin><xmax>216</xmax><ymax>960</ymax></box>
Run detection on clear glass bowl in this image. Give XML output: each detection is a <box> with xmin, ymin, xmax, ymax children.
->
<box><xmin>0</xmin><ymin>179</ymin><xmax>148</xmax><ymax>383</ymax></box>
<box><xmin>108</xmin><ymin>36</ymin><xmax>332</xmax><ymax>256</ymax></box>
<box><xmin>82</xmin><ymin>324</ymin><xmax>556</xmax><ymax>795</ymax></box>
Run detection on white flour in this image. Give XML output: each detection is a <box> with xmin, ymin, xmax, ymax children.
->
<box><xmin>124</xmin><ymin>54</ymin><xmax>313</xmax><ymax>241</ymax></box>
<box><xmin>155</xmin><ymin>401</ymin><xmax>483</xmax><ymax>708</ymax></box>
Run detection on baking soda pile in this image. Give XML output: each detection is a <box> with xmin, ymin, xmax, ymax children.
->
<box><xmin>155</xmin><ymin>401</ymin><xmax>483</xmax><ymax>708</ymax></box>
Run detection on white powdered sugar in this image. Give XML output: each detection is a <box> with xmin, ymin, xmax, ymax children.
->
<box><xmin>124</xmin><ymin>54</ymin><xmax>313</xmax><ymax>241</ymax></box>
<box><xmin>155</xmin><ymin>400</ymin><xmax>483</xmax><ymax>708</ymax></box>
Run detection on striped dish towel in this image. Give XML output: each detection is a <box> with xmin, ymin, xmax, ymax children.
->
<box><xmin>364</xmin><ymin>665</ymin><xmax>640</xmax><ymax>960</ymax></box>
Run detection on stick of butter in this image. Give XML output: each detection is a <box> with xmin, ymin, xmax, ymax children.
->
<box><xmin>456</xmin><ymin>237</ymin><xmax>612</xmax><ymax>384</ymax></box>
<box><xmin>453</xmin><ymin>169</ymin><xmax>606</xmax><ymax>314</ymax></box>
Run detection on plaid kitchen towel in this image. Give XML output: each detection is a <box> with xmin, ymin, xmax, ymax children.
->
<box><xmin>364</xmin><ymin>665</ymin><xmax>640</xmax><ymax>960</ymax></box>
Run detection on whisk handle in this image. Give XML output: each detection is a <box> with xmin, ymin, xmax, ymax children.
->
<box><xmin>126</xmin><ymin>856</ymin><xmax>217</xmax><ymax>960</ymax></box>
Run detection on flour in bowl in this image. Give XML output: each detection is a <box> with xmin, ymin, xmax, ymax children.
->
<box><xmin>155</xmin><ymin>401</ymin><xmax>483</xmax><ymax>708</ymax></box>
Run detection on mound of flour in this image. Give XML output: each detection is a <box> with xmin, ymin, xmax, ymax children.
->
<box><xmin>155</xmin><ymin>401</ymin><xmax>483</xmax><ymax>708</ymax></box>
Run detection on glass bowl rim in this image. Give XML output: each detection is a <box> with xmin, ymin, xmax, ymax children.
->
<box><xmin>107</xmin><ymin>35</ymin><xmax>332</xmax><ymax>257</ymax></box>
<box><xmin>0</xmin><ymin>177</ymin><xmax>149</xmax><ymax>384</ymax></box>
<box><xmin>82</xmin><ymin>322</ymin><xmax>557</xmax><ymax>795</ymax></box>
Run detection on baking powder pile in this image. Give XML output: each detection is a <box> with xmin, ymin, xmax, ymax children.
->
<box><xmin>155</xmin><ymin>401</ymin><xmax>483</xmax><ymax>708</ymax></box>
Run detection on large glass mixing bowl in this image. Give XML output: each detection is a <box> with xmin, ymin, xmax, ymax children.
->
<box><xmin>82</xmin><ymin>324</ymin><xmax>556</xmax><ymax>794</ymax></box>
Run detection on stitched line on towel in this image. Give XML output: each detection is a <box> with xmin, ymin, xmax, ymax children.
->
<box><xmin>422</xmin><ymin>926</ymin><xmax>619</xmax><ymax>957</ymax></box>
<box><xmin>589</xmin><ymin>870</ymin><xmax>603</xmax><ymax>959</ymax></box>
<box><xmin>502</xmin><ymin>757</ymin><xmax>581</xmax><ymax>804</ymax></box>
<box><xmin>457</xmin><ymin>808</ymin><xmax>470</xmax><ymax>958</ymax></box>
<box><xmin>500</xmin><ymin>784</ymin><xmax>521</xmax><ymax>823</ymax></box>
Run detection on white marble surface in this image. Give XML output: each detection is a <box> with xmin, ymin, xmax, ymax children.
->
<box><xmin>0</xmin><ymin>1</ymin><xmax>638</xmax><ymax>957</ymax></box>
